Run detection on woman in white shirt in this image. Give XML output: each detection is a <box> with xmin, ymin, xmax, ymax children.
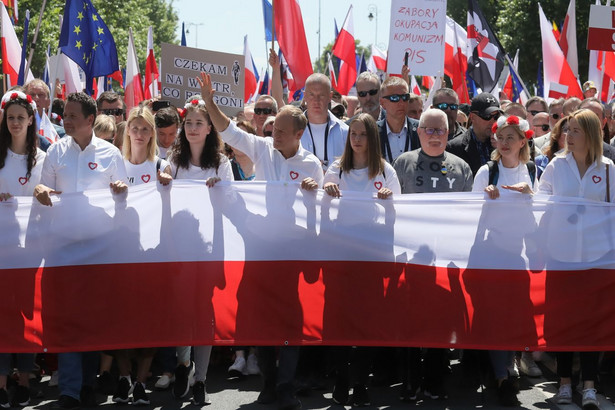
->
<box><xmin>122</xmin><ymin>107</ymin><xmax>172</xmax><ymax>187</ymax></box>
<box><xmin>0</xmin><ymin>91</ymin><xmax>43</xmax><ymax>407</ymax></box>
<box><xmin>539</xmin><ymin>109</ymin><xmax>614</xmax><ymax>408</ymax></box>
<box><xmin>167</xmin><ymin>98</ymin><xmax>232</xmax><ymax>406</ymax></box>
<box><xmin>323</xmin><ymin>113</ymin><xmax>400</xmax><ymax>199</ymax></box>
<box><xmin>473</xmin><ymin>115</ymin><xmax>536</xmax><ymax>199</ymax></box>
<box><xmin>0</xmin><ymin>90</ymin><xmax>45</xmax><ymax>201</ymax></box>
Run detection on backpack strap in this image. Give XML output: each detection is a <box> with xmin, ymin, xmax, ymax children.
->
<box><xmin>487</xmin><ymin>160</ymin><xmax>498</xmax><ymax>186</ymax></box>
<box><xmin>526</xmin><ymin>161</ymin><xmax>536</xmax><ymax>186</ymax></box>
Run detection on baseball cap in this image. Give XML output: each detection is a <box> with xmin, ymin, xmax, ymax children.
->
<box><xmin>470</xmin><ymin>93</ymin><xmax>502</xmax><ymax>117</ymax></box>
<box><xmin>583</xmin><ymin>81</ymin><xmax>597</xmax><ymax>92</ymax></box>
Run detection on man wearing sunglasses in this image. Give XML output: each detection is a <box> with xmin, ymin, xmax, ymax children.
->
<box><xmin>447</xmin><ymin>92</ymin><xmax>502</xmax><ymax>175</ymax></box>
<box><xmin>531</xmin><ymin>112</ymin><xmax>551</xmax><ymax>150</ymax></box>
<box><xmin>578</xmin><ymin>97</ymin><xmax>615</xmax><ymax>161</ymax></box>
<box><xmin>431</xmin><ymin>88</ymin><xmax>465</xmax><ymax>141</ymax></box>
<box><xmin>548</xmin><ymin>98</ymin><xmax>564</xmax><ymax>130</ymax></box>
<box><xmin>253</xmin><ymin>95</ymin><xmax>278</xmax><ymax>136</ymax></box>
<box><xmin>97</xmin><ymin>91</ymin><xmax>126</xmax><ymax>124</ymax></box>
<box><xmin>377</xmin><ymin>76</ymin><xmax>420</xmax><ymax>163</ymax></box>
<box><xmin>353</xmin><ymin>72</ymin><xmax>384</xmax><ymax>121</ymax></box>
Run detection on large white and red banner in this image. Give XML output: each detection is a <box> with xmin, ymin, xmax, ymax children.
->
<box><xmin>1</xmin><ymin>181</ymin><xmax>615</xmax><ymax>353</ymax></box>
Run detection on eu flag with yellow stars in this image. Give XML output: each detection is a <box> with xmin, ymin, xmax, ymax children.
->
<box><xmin>58</xmin><ymin>0</ymin><xmax>119</xmax><ymax>95</ymax></box>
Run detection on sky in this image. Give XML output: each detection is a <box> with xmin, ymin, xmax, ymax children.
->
<box><xmin>172</xmin><ymin>0</ymin><xmax>392</xmax><ymax>74</ymax></box>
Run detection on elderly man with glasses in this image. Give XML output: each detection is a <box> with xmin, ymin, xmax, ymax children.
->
<box><xmin>447</xmin><ymin>93</ymin><xmax>503</xmax><ymax>175</ymax></box>
<box><xmin>376</xmin><ymin>76</ymin><xmax>420</xmax><ymax>163</ymax></box>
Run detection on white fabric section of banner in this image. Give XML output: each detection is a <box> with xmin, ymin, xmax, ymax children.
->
<box><xmin>1</xmin><ymin>181</ymin><xmax>614</xmax><ymax>271</ymax></box>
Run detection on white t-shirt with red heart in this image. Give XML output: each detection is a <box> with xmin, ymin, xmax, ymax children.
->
<box><xmin>323</xmin><ymin>159</ymin><xmax>401</xmax><ymax>195</ymax></box>
<box><xmin>124</xmin><ymin>157</ymin><xmax>171</xmax><ymax>186</ymax></box>
<box><xmin>0</xmin><ymin>148</ymin><xmax>46</xmax><ymax>196</ymax></box>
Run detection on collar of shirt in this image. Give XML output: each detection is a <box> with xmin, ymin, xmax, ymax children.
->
<box><xmin>69</xmin><ymin>131</ymin><xmax>97</xmax><ymax>152</ymax></box>
<box><xmin>385</xmin><ymin>118</ymin><xmax>408</xmax><ymax>136</ymax></box>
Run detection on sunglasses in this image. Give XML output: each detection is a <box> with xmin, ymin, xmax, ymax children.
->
<box><xmin>101</xmin><ymin>108</ymin><xmax>125</xmax><ymax>116</ymax></box>
<box><xmin>435</xmin><ymin>102</ymin><xmax>459</xmax><ymax>111</ymax></box>
<box><xmin>529</xmin><ymin>110</ymin><xmax>545</xmax><ymax>116</ymax></box>
<box><xmin>263</xmin><ymin>130</ymin><xmax>273</xmax><ymax>136</ymax></box>
<box><xmin>357</xmin><ymin>89</ymin><xmax>379</xmax><ymax>98</ymax></box>
<box><xmin>420</xmin><ymin>127</ymin><xmax>447</xmax><ymax>136</ymax></box>
<box><xmin>535</xmin><ymin>124</ymin><xmax>550</xmax><ymax>132</ymax></box>
<box><xmin>254</xmin><ymin>107</ymin><xmax>274</xmax><ymax>115</ymax></box>
<box><xmin>475</xmin><ymin>111</ymin><xmax>501</xmax><ymax>121</ymax></box>
<box><xmin>382</xmin><ymin>93</ymin><xmax>410</xmax><ymax>103</ymax></box>
<box><xmin>551</xmin><ymin>113</ymin><xmax>560</xmax><ymax>120</ymax></box>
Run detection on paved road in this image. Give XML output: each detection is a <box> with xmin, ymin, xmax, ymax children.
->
<box><xmin>12</xmin><ymin>350</ymin><xmax>615</xmax><ymax>409</ymax></box>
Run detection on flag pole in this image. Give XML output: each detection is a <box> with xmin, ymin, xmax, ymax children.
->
<box><xmin>25</xmin><ymin>0</ymin><xmax>47</xmax><ymax>77</ymax></box>
<box><xmin>504</xmin><ymin>54</ymin><xmax>530</xmax><ymax>98</ymax></box>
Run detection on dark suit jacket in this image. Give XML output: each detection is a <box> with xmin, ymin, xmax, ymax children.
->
<box><xmin>377</xmin><ymin>116</ymin><xmax>420</xmax><ymax>163</ymax></box>
<box><xmin>446</xmin><ymin>127</ymin><xmax>492</xmax><ymax>176</ymax></box>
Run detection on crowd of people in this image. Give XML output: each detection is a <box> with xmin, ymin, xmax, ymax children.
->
<box><xmin>1</xmin><ymin>54</ymin><xmax>615</xmax><ymax>410</ymax></box>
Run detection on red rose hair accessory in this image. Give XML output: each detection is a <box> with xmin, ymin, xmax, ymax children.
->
<box><xmin>525</xmin><ymin>129</ymin><xmax>535</xmax><ymax>139</ymax></box>
<box><xmin>492</xmin><ymin>114</ymin><xmax>530</xmax><ymax>135</ymax></box>
<box><xmin>506</xmin><ymin>115</ymin><xmax>520</xmax><ymax>125</ymax></box>
<box><xmin>1</xmin><ymin>90</ymin><xmax>37</xmax><ymax>113</ymax></box>
<box><xmin>183</xmin><ymin>98</ymin><xmax>206</xmax><ymax>111</ymax></box>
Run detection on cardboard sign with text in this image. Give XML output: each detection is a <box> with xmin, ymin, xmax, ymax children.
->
<box><xmin>387</xmin><ymin>0</ymin><xmax>447</xmax><ymax>77</ymax></box>
<box><xmin>160</xmin><ymin>43</ymin><xmax>244</xmax><ymax>116</ymax></box>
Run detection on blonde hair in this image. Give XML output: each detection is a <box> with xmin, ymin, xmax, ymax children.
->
<box><xmin>491</xmin><ymin>124</ymin><xmax>530</xmax><ymax>164</ymax></box>
<box><xmin>566</xmin><ymin>109</ymin><xmax>603</xmax><ymax>165</ymax></box>
<box><xmin>93</xmin><ymin>114</ymin><xmax>116</xmax><ymax>141</ymax></box>
<box><xmin>123</xmin><ymin>107</ymin><xmax>157</xmax><ymax>162</ymax></box>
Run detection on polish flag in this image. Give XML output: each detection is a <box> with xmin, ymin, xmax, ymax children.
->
<box><xmin>444</xmin><ymin>16</ymin><xmax>469</xmax><ymax>104</ymax></box>
<box><xmin>144</xmin><ymin>26</ymin><xmax>160</xmax><ymax>99</ymax></box>
<box><xmin>1</xmin><ymin>2</ymin><xmax>22</xmax><ymax>88</ymax></box>
<box><xmin>538</xmin><ymin>4</ymin><xmax>582</xmax><ymax>101</ymax></box>
<box><xmin>597</xmin><ymin>51</ymin><xmax>615</xmax><ymax>102</ymax></box>
<box><xmin>410</xmin><ymin>75</ymin><xmax>421</xmax><ymax>96</ymax></box>
<box><xmin>332</xmin><ymin>5</ymin><xmax>356</xmax><ymax>95</ymax></box>
<box><xmin>243</xmin><ymin>35</ymin><xmax>259</xmax><ymax>103</ymax></box>
<box><xmin>273</xmin><ymin>0</ymin><xmax>313</xmax><ymax>89</ymax></box>
<box><xmin>422</xmin><ymin>76</ymin><xmax>434</xmax><ymax>90</ymax></box>
<box><xmin>559</xmin><ymin>0</ymin><xmax>578</xmax><ymax>78</ymax></box>
<box><xmin>367</xmin><ymin>44</ymin><xmax>387</xmax><ymax>73</ymax></box>
<box><xmin>38</xmin><ymin>111</ymin><xmax>59</xmax><ymax>144</ymax></box>
<box><xmin>125</xmin><ymin>28</ymin><xmax>144</xmax><ymax>112</ymax></box>
<box><xmin>61</xmin><ymin>52</ymin><xmax>83</xmax><ymax>94</ymax></box>
<box><xmin>327</xmin><ymin>53</ymin><xmax>337</xmax><ymax>91</ymax></box>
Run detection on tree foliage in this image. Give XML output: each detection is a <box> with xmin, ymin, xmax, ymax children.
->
<box><xmin>314</xmin><ymin>39</ymin><xmax>371</xmax><ymax>74</ymax></box>
<box><xmin>11</xmin><ymin>0</ymin><xmax>178</xmax><ymax>79</ymax></box>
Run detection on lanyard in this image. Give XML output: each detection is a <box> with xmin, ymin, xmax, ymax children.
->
<box><xmin>306</xmin><ymin>114</ymin><xmax>330</xmax><ymax>165</ymax></box>
<box><xmin>383</xmin><ymin>122</ymin><xmax>410</xmax><ymax>163</ymax></box>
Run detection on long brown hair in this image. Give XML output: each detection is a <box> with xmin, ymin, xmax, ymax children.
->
<box><xmin>340</xmin><ymin>113</ymin><xmax>384</xmax><ymax>179</ymax></box>
<box><xmin>0</xmin><ymin>98</ymin><xmax>38</xmax><ymax>179</ymax></box>
<box><xmin>170</xmin><ymin>105</ymin><xmax>221</xmax><ymax>171</ymax></box>
<box><xmin>544</xmin><ymin>116</ymin><xmax>568</xmax><ymax>161</ymax></box>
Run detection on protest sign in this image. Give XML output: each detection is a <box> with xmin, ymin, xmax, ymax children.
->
<box><xmin>160</xmin><ymin>43</ymin><xmax>244</xmax><ymax>116</ymax></box>
<box><xmin>587</xmin><ymin>4</ymin><xmax>615</xmax><ymax>51</ymax></box>
<box><xmin>387</xmin><ymin>0</ymin><xmax>447</xmax><ymax>77</ymax></box>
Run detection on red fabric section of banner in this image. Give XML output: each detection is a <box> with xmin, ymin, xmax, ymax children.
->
<box><xmin>2</xmin><ymin>261</ymin><xmax>615</xmax><ymax>352</ymax></box>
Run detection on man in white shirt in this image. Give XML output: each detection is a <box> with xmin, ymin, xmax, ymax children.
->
<box><xmin>34</xmin><ymin>92</ymin><xmax>127</xmax><ymax>409</ymax></box>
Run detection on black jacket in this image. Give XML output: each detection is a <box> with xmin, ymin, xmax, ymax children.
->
<box><xmin>446</xmin><ymin>127</ymin><xmax>493</xmax><ymax>176</ymax></box>
<box><xmin>377</xmin><ymin>116</ymin><xmax>420</xmax><ymax>163</ymax></box>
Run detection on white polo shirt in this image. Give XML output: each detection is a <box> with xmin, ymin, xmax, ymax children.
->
<box><xmin>124</xmin><ymin>157</ymin><xmax>171</xmax><ymax>186</ymax></box>
<box><xmin>0</xmin><ymin>148</ymin><xmax>46</xmax><ymax>196</ymax></box>
<box><xmin>539</xmin><ymin>153</ymin><xmax>615</xmax><ymax>202</ymax></box>
<box><xmin>40</xmin><ymin>133</ymin><xmax>127</xmax><ymax>193</ymax></box>
<box><xmin>220</xmin><ymin>121</ymin><xmax>324</xmax><ymax>186</ymax></box>
<box><xmin>323</xmin><ymin>159</ymin><xmax>401</xmax><ymax>195</ymax></box>
<box><xmin>169</xmin><ymin>153</ymin><xmax>233</xmax><ymax>181</ymax></box>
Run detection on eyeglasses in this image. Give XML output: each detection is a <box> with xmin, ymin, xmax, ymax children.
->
<box><xmin>535</xmin><ymin>124</ymin><xmax>550</xmax><ymax>132</ymax></box>
<box><xmin>474</xmin><ymin>111</ymin><xmax>501</xmax><ymax>121</ymax></box>
<box><xmin>551</xmin><ymin>113</ymin><xmax>560</xmax><ymax>120</ymax></box>
<box><xmin>254</xmin><ymin>107</ymin><xmax>274</xmax><ymax>115</ymax></box>
<box><xmin>529</xmin><ymin>110</ymin><xmax>546</xmax><ymax>116</ymax></box>
<box><xmin>420</xmin><ymin>127</ymin><xmax>447</xmax><ymax>136</ymax></box>
<box><xmin>101</xmin><ymin>108</ymin><xmax>125</xmax><ymax>116</ymax></box>
<box><xmin>382</xmin><ymin>93</ymin><xmax>410</xmax><ymax>103</ymax></box>
<box><xmin>357</xmin><ymin>89</ymin><xmax>379</xmax><ymax>98</ymax></box>
<box><xmin>435</xmin><ymin>102</ymin><xmax>459</xmax><ymax>111</ymax></box>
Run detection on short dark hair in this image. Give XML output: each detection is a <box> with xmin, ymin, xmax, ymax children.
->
<box><xmin>67</xmin><ymin>92</ymin><xmax>97</xmax><ymax>118</ymax></box>
<box><xmin>52</xmin><ymin>98</ymin><xmax>65</xmax><ymax>117</ymax></box>
<box><xmin>155</xmin><ymin>106</ymin><xmax>180</xmax><ymax>128</ymax></box>
<box><xmin>96</xmin><ymin>91</ymin><xmax>124</xmax><ymax>109</ymax></box>
<box><xmin>432</xmin><ymin>88</ymin><xmax>459</xmax><ymax>104</ymax></box>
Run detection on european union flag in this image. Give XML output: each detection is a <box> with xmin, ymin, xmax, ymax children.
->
<box><xmin>58</xmin><ymin>0</ymin><xmax>118</xmax><ymax>95</ymax></box>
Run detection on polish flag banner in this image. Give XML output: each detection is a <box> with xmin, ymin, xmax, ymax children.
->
<box><xmin>243</xmin><ymin>35</ymin><xmax>259</xmax><ymax>103</ymax></box>
<box><xmin>559</xmin><ymin>0</ymin><xmax>578</xmax><ymax>78</ymax></box>
<box><xmin>444</xmin><ymin>16</ymin><xmax>469</xmax><ymax>104</ymax></box>
<box><xmin>2</xmin><ymin>182</ymin><xmax>615</xmax><ymax>352</ymax></box>
<box><xmin>410</xmin><ymin>75</ymin><xmax>421</xmax><ymax>96</ymax></box>
<box><xmin>1</xmin><ymin>2</ymin><xmax>22</xmax><ymax>87</ymax></box>
<box><xmin>125</xmin><ymin>29</ymin><xmax>144</xmax><ymax>112</ymax></box>
<box><xmin>144</xmin><ymin>26</ymin><xmax>160</xmax><ymax>100</ymax></box>
<box><xmin>327</xmin><ymin>53</ymin><xmax>338</xmax><ymax>91</ymax></box>
<box><xmin>273</xmin><ymin>0</ymin><xmax>313</xmax><ymax>89</ymax></box>
<box><xmin>367</xmin><ymin>45</ymin><xmax>387</xmax><ymax>73</ymax></box>
<box><xmin>332</xmin><ymin>5</ymin><xmax>356</xmax><ymax>95</ymax></box>
<box><xmin>538</xmin><ymin>4</ymin><xmax>582</xmax><ymax>101</ymax></box>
